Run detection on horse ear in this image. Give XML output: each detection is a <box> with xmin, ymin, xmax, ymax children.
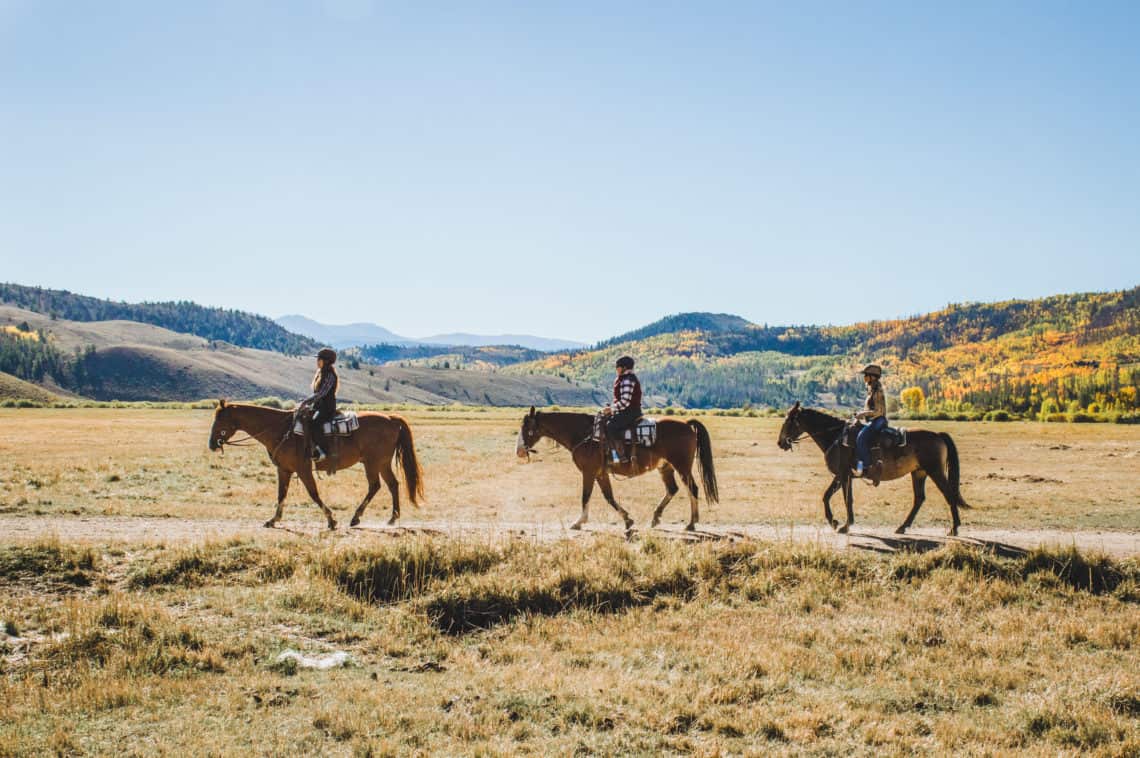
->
<box><xmin>218</xmin><ymin>398</ymin><xmax>226</xmax><ymax>409</ymax></box>
<box><xmin>791</xmin><ymin>401</ymin><xmax>800</xmax><ymax>412</ymax></box>
<box><xmin>529</xmin><ymin>406</ymin><xmax>536</xmax><ymax>417</ymax></box>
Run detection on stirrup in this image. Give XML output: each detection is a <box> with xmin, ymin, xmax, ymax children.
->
<box><xmin>313</xmin><ymin>447</ymin><xmax>327</xmax><ymax>462</ymax></box>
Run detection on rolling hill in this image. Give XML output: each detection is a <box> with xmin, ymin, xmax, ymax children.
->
<box><xmin>509</xmin><ymin>287</ymin><xmax>1140</xmax><ymax>415</ymax></box>
<box><xmin>1</xmin><ymin>283</ymin><xmax>317</xmax><ymax>355</ymax></box>
<box><xmin>0</xmin><ymin>304</ymin><xmax>603</xmax><ymax>405</ymax></box>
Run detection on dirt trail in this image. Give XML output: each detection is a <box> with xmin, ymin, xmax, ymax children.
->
<box><xmin>2</xmin><ymin>515</ymin><xmax>1138</xmax><ymax>558</ymax></box>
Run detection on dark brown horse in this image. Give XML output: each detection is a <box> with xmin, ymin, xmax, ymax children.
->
<box><xmin>208</xmin><ymin>400</ymin><xmax>423</xmax><ymax>529</ymax></box>
<box><xmin>777</xmin><ymin>402</ymin><xmax>969</xmax><ymax>535</ymax></box>
<box><xmin>516</xmin><ymin>407</ymin><xmax>719</xmax><ymax>532</ymax></box>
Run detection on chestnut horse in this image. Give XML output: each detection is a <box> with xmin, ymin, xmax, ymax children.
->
<box><xmin>776</xmin><ymin>402</ymin><xmax>969</xmax><ymax>535</ymax></box>
<box><xmin>516</xmin><ymin>407</ymin><xmax>719</xmax><ymax>532</ymax></box>
<box><xmin>208</xmin><ymin>400</ymin><xmax>423</xmax><ymax>529</ymax></box>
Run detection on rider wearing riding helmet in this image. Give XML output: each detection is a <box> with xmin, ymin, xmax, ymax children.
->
<box><xmin>603</xmin><ymin>355</ymin><xmax>642</xmax><ymax>463</ymax></box>
<box><xmin>854</xmin><ymin>363</ymin><xmax>886</xmax><ymax>478</ymax></box>
<box><xmin>301</xmin><ymin>347</ymin><xmax>339</xmax><ymax>462</ymax></box>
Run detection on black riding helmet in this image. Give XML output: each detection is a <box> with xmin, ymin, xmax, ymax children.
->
<box><xmin>616</xmin><ymin>356</ymin><xmax>635</xmax><ymax>370</ymax></box>
<box><xmin>317</xmin><ymin>348</ymin><xmax>337</xmax><ymax>365</ymax></box>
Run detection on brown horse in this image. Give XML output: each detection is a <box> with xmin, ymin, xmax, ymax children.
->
<box><xmin>776</xmin><ymin>402</ymin><xmax>969</xmax><ymax>535</ymax></box>
<box><xmin>208</xmin><ymin>400</ymin><xmax>423</xmax><ymax>529</ymax></box>
<box><xmin>516</xmin><ymin>407</ymin><xmax>719</xmax><ymax>532</ymax></box>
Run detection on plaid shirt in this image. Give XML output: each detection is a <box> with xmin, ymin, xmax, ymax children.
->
<box><xmin>612</xmin><ymin>372</ymin><xmax>642</xmax><ymax>412</ymax></box>
<box><xmin>304</xmin><ymin>370</ymin><xmax>337</xmax><ymax>408</ymax></box>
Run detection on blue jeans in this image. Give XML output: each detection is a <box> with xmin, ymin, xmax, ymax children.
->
<box><xmin>856</xmin><ymin>416</ymin><xmax>887</xmax><ymax>468</ymax></box>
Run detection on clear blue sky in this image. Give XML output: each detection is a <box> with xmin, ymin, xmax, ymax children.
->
<box><xmin>2</xmin><ymin>1</ymin><xmax>1137</xmax><ymax>343</ymax></box>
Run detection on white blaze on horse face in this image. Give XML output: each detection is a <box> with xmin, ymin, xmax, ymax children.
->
<box><xmin>516</xmin><ymin>427</ymin><xmax>529</xmax><ymax>458</ymax></box>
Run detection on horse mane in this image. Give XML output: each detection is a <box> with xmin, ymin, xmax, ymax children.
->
<box><xmin>797</xmin><ymin>406</ymin><xmax>846</xmax><ymax>434</ymax></box>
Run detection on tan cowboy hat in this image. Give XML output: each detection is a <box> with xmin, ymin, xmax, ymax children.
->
<box><xmin>862</xmin><ymin>364</ymin><xmax>882</xmax><ymax>378</ymax></box>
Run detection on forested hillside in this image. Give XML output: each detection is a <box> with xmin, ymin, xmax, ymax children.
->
<box><xmin>0</xmin><ymin>283</ymin><xmax>317</xmax><ymax>355</ymax></box>
<box><xmin>512</xmin><ymin>287</ymin><xmax>1140</xmax><ymax>416</ymax></box>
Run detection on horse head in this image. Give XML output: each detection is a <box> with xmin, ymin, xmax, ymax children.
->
<box><xmin>516</xmin><ymin>406</ymin><xmax>541</xmax><ymax>459</ymax></box>
<box><xmin>777</xmin><ymin>401</ymin><xmax>802</xmax><ymax>451</ymax></box>
<box><xmin>208</xmin><ymin>398</ymin><xmax>238</xmax><ymax>452</ymax></box>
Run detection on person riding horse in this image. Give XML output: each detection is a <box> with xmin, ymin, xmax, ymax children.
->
<box><xmin>602</xmin><ymin>355</ymin><xmax>642</xmax><ymax>463</ymax></box>
<box><xmin>854</xmin><ymin>363</ymin><xmax>886</xmax><ymax>480</ymax></box>
<box><xmin>300</xmin><ymin>347</ymin><xmax>339</xmax><ymax>462</ymax></box>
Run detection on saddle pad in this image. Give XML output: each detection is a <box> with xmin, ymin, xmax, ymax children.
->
<box><xmin>294</xmin><ymin>411</ymin><xmax>359</xmax><ymax>437</ymax></box>
<box><xmin>623</xmin><ymin>418</ymin><xmax>657</xmax><ymax>447</ymax></box>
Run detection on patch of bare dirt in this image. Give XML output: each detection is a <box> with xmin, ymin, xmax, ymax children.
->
<box><xmin>2</xmin><ymin>515</ymin><xmax>1138</xmax><ymax>558</ymax></box>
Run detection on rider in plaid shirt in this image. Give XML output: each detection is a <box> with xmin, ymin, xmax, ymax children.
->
<box><xmin>604</xmin><ymin>356</ymin><xmax>642</xmax><ymax>462</ymax></box>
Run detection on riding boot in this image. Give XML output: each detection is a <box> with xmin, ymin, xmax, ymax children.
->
<box><xmin>620</xmin><ymin>441</ymin><xmax>632</xmax><ymax>464</ymax></box>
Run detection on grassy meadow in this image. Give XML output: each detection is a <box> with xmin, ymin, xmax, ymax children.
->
<box><xmin>1</xmin><ymin>407</ymin><xmax>1138</xmax><ymax>533</ymax></box>
<box><xmin>1</xmin><ymin>407</ymin><xmax>1139</xmax><ymax>755</ymax></box>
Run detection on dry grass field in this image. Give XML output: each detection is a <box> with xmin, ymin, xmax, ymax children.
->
<box><xmin>2</xmin><ymin>408</ymin><xmax>1139</xmax><ymax>755</ymax></box>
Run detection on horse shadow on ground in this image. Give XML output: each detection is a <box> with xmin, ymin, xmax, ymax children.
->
<box><xmin>641</xmin><ymin>526</ymin><xmax>750</xmax><ymax>543</ymax></box>
<box><xmin>347</xmin><ymin>524</ymin><xmax>448</xmax><ymax>538</ymax></box>
<box><xmin>845</xmin><ymin>531</ymin><xmax>1028</xmax><ymax>559</ymax></box>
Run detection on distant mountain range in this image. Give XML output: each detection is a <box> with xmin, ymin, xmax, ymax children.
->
<box><xmin>276</xmin><ymin>314</ymin><xmax>586</xmax><ymax>352</ymax></box>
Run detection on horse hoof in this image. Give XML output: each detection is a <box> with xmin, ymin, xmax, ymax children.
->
<box><xmin>838</xmin><ymin>524</ymin><xmax>850</xmax><ymax>534</ymax></box>
<box><xmin>386</xmin><ymin>517</ymin><xmax>398</xmax><ymax>527</ymax></box>
<box><xmin>327</xmin><ymin>521</ymin><xmax>337</xmax><ymax>531</ymax></box>
<box><xmin>624</xmin><ymin>519</ymin><xmax>634</xmax><ymax>531</ymax></box>
<box><xmin>570</xmin><ymin>522</ymin><xmax>583</xmax><ymax>531</ymax></box>
<box><xmin>895</xmin><ymin>526</ymin><xmax>907</xmax><ymax>535</ymax></box>
<box><xmin>685</xmin><ymin>523</ymin><xmax>696</xmax><ymax>532</ymax></box>
<box><xmin>263</xmin><ymin>520</ymin><xmax>277</xmax><ymax>529</ymax></box>
<box><xmin>650</xmin><ymin>517</ymin><xmax>661</xmax><ymax>528</ymax></box>
<box><xmin>948</xmin><ymin>527</ymin><xmax>959</xmax><ymax>537</ymax></box>
<box><xmin>350</xmin><ymin>517</ymin><xmax>361</xmax><ymax>527</ymax></box>
<box><xmin>829</xmin><ymin>520</ymin><xmax>839</xmax><ymax>530</ymax></box>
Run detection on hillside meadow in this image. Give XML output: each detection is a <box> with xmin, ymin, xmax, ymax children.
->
<box><xmin>1</xmin><ymin>407</ymin><xmax>1139</xmax><ymax>755</ymax></box>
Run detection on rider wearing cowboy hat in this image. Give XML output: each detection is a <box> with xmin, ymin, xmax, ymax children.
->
<box><xmin>300</xmin><ymin>347</ymin><xmax>339</xmax><ymax>462</ymax></box>
<box><xmin>854</xmin><ymin>363</ymin><xmax>886</xmax><ymax>478</ymax></box>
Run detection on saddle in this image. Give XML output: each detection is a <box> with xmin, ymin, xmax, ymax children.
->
<box><xmin>841</xmin><ymin>420</ymin><xmax>906</xmax><ymax>485</ymax></box>
<box><xmin>293</xmin><ymin>411</ymin><xmax>360</xmax><ymax>437</ymax></box>
<box><xmin>840</xmin><ymin>421</ymin><xmax>906</xmax><ymax>451</ymax></box>
<box><xmin>591</xmin><ymin>415</ymin><xmax>657</xmax><ymax>446</ymax></box>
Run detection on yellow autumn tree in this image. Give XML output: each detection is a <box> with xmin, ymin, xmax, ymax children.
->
<box><xmin>900</xmin><ymin>386</ymin><xmax>926</xmax><ymax>414</ymax></box>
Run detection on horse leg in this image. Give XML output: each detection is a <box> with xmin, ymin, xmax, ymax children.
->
<box><xmin>265</xmin><ymin>466</ymin><xmax>291</xmax><ymax>528</ymax></box>
<box><xmin>676</xmin><ymin>460</ymin><xmax>700</xmax><ymax>532</ymax></box>
<box><xmin>927</xmin><ymin>468</ymin><xmax>962</xmax><ymax>537</ymax></box>
<box><xmin>837</xmin><ymin>475</ymin><xmax>855</xmax><ymax>534</ymax></box>
<box><xmin>896</xmin><ymin>471</ymin><xmax>927</xmax><ymax>534</ymax></box>
<box><xmin>596</xmin><ymin>473</ymin><xmax>634</xmax><ymax>532</ymax></box>
<box><xmin>822</xmin><ymin>476</ymin><xmax>841</xmax><ymax>530</ymax></box>
<box><xmin>651</xmin><ymin>464</ymin><xmax>680</xmax><ymax>527</ymax></box>
<box><xmin>349</xmin><ymin>461</ymin><xmax>383</xmax><ymax>527</ymax></box>
<box><xmin>571</xmin><ymin>469</ymin><xmax>595</xmax><ymax>530</ymax></box>
<box><xmin>296</xmin><ymin>467</ymin><xmax>337</xmax><ymax>530</ymax></box>
<box><xmin>377</xmin><ymin>462</ymin><xmax>401</xmax><ymax>526</ymax></box>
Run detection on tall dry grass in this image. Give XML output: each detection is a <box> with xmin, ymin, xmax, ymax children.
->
<box><xmin>2</xmin><ymin>535</ymin><xmax>1137</xmax><ymax>754</ymax></box>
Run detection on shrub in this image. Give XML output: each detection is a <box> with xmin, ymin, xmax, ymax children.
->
<box><xmin>1068</xmin><ymin>412</ymin><xmax>1096</xmax><ymax>423</ymax></box>
<box><xmin>984</xmin><ymin>410</ymin><xmax>1011</xmax><ymax>422</ymax></box>
<box><xmin>1045</xmin><ymin>413</ymin><xmax>1069</xmax><ymax>423</ymax></box>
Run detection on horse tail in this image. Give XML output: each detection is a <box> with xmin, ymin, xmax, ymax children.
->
<box><xmin>940</xmin><ymin>432</ymin><xmax>969</xmax><ymax>508</ymax></box>
<box><xmin>688</xmin><ymin>420</ymin><xmax>719</xmax><ymax>504</ymax></box>
<box><xmin>393</xmin><ymin>416</ymin><xmax>424</xmax><ymax>506</ymax></box>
